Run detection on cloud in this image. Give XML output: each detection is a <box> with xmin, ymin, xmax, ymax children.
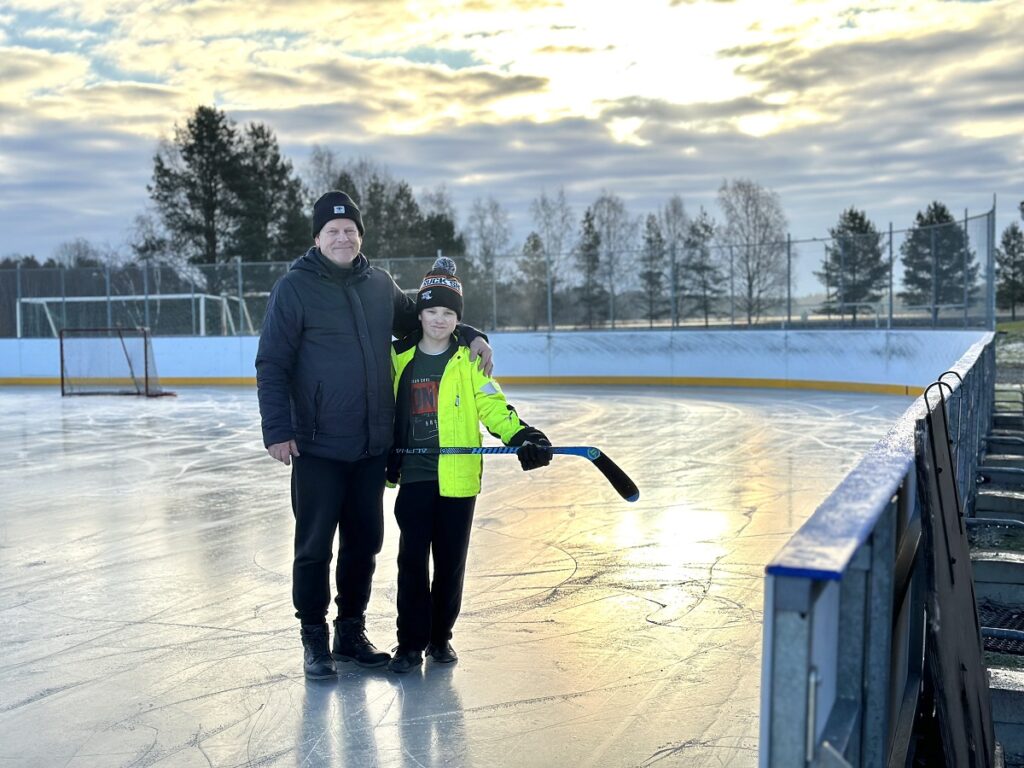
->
<box><xmin>21</xmin><ymin>26</ymin><xmax>97</xmax><ymax>43</ymax></box>
<box><xmin>535</xmin><ymin>44</ymin><xmax>614</xmax><ymax>54</ymax></box>
<box><xmin>0</xmin><ymin>113</ymin><xmax>156</xmax><ymax>257</ymax></box>
<box><xmin>0</xmin><ymin>46</ymin><xmax>92</xmax><ymax>104</ymax></box>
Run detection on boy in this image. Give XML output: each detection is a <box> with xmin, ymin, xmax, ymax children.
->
<box><xmin>386</xmin><ymin>257</ymin><xmax>552</xmax><ymax>672</ymax></box>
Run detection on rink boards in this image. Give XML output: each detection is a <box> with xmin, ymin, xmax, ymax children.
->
<box><xmin>0</xmin><ymin>329</ymin><xmax>991</xmax><ymax>394</ymax></box>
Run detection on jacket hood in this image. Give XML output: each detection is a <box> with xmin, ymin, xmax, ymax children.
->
<box><xmin>290</xmin><ymin>246</ymin><xmax>369</xmax><ymax>278</ymax></box>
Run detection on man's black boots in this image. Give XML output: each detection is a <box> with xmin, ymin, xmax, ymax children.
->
<box><xmin>300</xmin><ymin>623</ymin><xmax>337</xmax><ymax>679</ymax></box>
<box><xmin>332</xmin><ymin>616</ymin><xmax>391</xmax><ymax>667</ymax></box>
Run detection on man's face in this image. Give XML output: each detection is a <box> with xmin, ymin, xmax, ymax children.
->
<box><xmin>315</xmin><ymin>218</ymin><xmax>362</xmax><ymax>266</ymax></box>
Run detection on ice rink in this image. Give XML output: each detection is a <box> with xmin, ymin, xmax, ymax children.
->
<box><xmin>0</xmin><ymin>385</ymin><xmax>912</xmax><ymax>767</ymax></box>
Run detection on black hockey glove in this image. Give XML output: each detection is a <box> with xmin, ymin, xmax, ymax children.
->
<box><xmin>509</xmin><ymin>426</ymin><xmax>553</xmax><ymax>472</ymax></box>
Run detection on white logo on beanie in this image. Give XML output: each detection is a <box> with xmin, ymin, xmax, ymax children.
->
<box><xmin>333</xmin><ymin>205</ymin><xmax>346</xmax><ymax>214</ymax></box>
<box><xmin>421</xmin><ymin>290</ymin><xmax>432</xmax><ymax>301</ymax></box>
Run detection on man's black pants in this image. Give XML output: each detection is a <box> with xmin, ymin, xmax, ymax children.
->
<box><xmin>394</xmin><ymin>481</ymin><xmax>476</xmax><ymax>651</ymax></box>
<box><xmin>290</xmin><ymin>452</ymin><xmax>387</xmax><ymax>625</ymax></box>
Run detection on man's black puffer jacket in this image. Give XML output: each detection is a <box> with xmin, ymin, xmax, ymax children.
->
<box><xmin>255</xmin><ymin>247</ymin><xmax>418</xmax><ymax>462</ymax></box>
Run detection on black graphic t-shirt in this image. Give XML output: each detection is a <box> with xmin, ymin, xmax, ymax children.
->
<box><xmin>398</xmin><ymin>343</ymin><xmax>455</xmax><ymax>484</ymax></box>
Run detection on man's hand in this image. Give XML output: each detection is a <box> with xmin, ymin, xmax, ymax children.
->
<box><xmin>468</xmin><ymin>336</ymin><xmax>494</xmax><ymax>377</ymax></box>
<box><xmin>268</xmin><ymin>440</ymin><xmax>300</xmax><ymax>465</ymax></box>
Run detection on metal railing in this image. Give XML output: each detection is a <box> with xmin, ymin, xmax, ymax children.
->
<box><xmin>759</xmin><ymin>334</ymin><xmax>995</xmax><ymax>765</ymax></box>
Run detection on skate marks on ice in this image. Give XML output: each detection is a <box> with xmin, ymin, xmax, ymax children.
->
<box><xmin>0</xmin><ymin>386</ymin><xmax>909</xmax><ymax>767</ymax></box>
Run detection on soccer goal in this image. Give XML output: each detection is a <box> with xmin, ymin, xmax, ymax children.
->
<box><xmin>59</xmin><ymin>327</ymin><xmax>174</xmax><ymax>397</ymax></box>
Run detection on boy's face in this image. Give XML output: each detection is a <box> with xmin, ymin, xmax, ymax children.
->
<box><xmin>419</xmin><ymin>306</ymin><xmax>458</xmax><ymax>342</ymax></box>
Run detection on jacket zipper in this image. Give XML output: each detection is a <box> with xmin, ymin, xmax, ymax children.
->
<box><xmin>312</xmin><ymin>381</ymin><xmax>323</xmax><ymax>441</ymax></box>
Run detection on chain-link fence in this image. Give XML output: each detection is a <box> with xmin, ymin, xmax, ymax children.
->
<box><xmin>0</xmin><ymin>209</ymin><xmax>997</xmax><ymax>338</ymax></box>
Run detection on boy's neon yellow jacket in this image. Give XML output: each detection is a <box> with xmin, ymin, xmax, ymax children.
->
<box><xmin>390</xmin><ymin>333</ymin><xmax>525</xmax><ymax>497</ymax></box>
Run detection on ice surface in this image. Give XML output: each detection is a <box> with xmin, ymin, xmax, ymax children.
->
<box><xmin>0</xmin><ymin>386</ymin><xmax>910</xmax><ymax>767</ymax></box>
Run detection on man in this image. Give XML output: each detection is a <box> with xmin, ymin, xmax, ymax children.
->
<box><xmin>256</xmin><ymin>191</ymin><xmax>493</xmax><ymax>679</ymax></box>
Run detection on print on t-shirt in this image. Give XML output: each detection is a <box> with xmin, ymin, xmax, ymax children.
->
<box><xmin>410</xmin><ymin>377</ymin><xmax>440</xmax><ymax>441</ymax></box>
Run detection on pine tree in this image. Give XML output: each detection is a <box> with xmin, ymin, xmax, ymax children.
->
<box><xmin>680</xmin><ymin>208</ymin><xmax>726</xmax><ymax>328</ymax></box>
<box><xmin>898</xmin><ymin>202</ymin><xmax>979</xmax><ymax>324</ymax></box>
<box><xmin>996</xmin><ymin>222</ymin><xmax>1024</xmax><ymax>321</ymax></box>
<box><xmin>574</xmin><ymin>206</ymin><xmax>606</xmax><ymax>328</ymax></box>
<box><xmin>359</xmin><ymin>174</ymin><xmax>391</xmax><ymax>261</ymax></box>
<box><xmin>518</xmin><ymin>232</ymin><xmax>548</xmax><ymax>330</ymax></box>
<box><xmin>384</xmin><ymin>181</ymin><xmax>428</xmax><ymax>287</ymax></box>
<box><xmin>149</xmin><ymin>106</ymin><xmax>243</xmax><ymax>265</ymax></box>
<box><xmin>638</xmin><ymin>214</ymin><xmax>667</xmax><ymax>328</ymax></box>
<box><xmin>230</xmin><ymin>122</ymin><xmax>308</xmax><ymax>262</ymax></box>
<box><xmin>814</xmin><ymin>208</ymin><xmax>888</xmax><ymax>324</ymax></box>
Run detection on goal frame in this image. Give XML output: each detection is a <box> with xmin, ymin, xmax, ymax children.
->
<box><xmin>59</xmin><ymin>327</ymin><xmax>174</xmax><ymax>397</ymax></box>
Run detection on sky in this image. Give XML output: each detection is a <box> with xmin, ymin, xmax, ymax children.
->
<box><xmin>2</xmin><ymin>0</ymin><xmax>1023</xmax><ymax>295</ymax></box>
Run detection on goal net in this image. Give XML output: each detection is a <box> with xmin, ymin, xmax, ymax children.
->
<box><xmin>60</xmin><ymin>327</ymin><xmax>173</xmax><ymax>397</ymax></box>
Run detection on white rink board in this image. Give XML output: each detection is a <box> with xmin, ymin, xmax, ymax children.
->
<box><xmin>0</xmin><ymin>330</ymin><xmax>989</xmax><ymax>390</ymax></box>
<box><xmin>494</xmin><ymin>330</ymin><xmax>986</xmax><ymax>388</ymax></box>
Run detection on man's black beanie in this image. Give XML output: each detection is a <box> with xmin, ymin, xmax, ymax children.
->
<box><xmin>312</xmin><ymin>191</ymin><xmax>364</xmax><ymax>237</ymax></box>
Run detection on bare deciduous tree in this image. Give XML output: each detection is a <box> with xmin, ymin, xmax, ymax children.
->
<box><xmin>420</xmin><ymin>184</ymin><xmax>458</xmax><ymax>226</ymax></box>
<box><xmin>717</xmin><ymin>178</ymin><xmax>789</xmax><ymax>325</ymax></box>
<box><xmin>466</xmin><ymin>196</ymin><xmax>511</xmax><ymax>329</ymax></box>
<box><xmin>592</xmin><ymin>191</ymin><xmax>633</xmax><ymax>328</ymax></box>
<box><xmin>529</xmin><ymin>187</ymin><xmax>574</xmax><ymax>329</ymax></box>
<box><xmin>659</xmin><ymin>194</ymin><xmax>689</xmax><ymax>326</ymax></box>
<box><xmin>304</xmin><ymin>145</ymin><xmax>341</xmax><ymax>205</ymax></box>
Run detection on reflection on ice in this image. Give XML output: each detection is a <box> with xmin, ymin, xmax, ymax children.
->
<box><xmin>0</xmin><ymin>386</ymin><xmax>910</xmax><ymax>767</ymax></box>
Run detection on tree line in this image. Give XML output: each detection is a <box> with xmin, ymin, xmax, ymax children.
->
<box><xmin>4</xmin><ymin>104</ymin><xmax>1024</xmax><ymax>327</ymax></box>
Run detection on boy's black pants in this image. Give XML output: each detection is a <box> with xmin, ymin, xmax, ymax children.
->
<box><xmin>394</xmin><ymin>481</ymin><xmax>476</xmax><ymax>651</ymax></box>
<box><xmin>290</xmin><ymin>452</ymin><xmax>387</xmax><ymax>625</ymax></box>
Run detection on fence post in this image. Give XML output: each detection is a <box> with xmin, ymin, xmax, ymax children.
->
<box><xmin>545</xmin><ymin>247</ymin><xmax>554</xmax><ymax>332</ymax></box>
<box><xmin>930</xmin><ymin>227</ymin><xmax>938</xmax><ymax>327</ymax></box>
<box><xmin>236</xmin><ymin>256</ymin><xmax>244</xmax><ymax>336</ymax></box>
<box><xmin>105</xmin><ymin>264</ymin><xmax>113</xmax><ymax>328</ymax></box>
<box><xmin>888</xmin><ymin>223</ymin><xmax>894</xmax><ymax>330</ymax></box>
<box><xmin>670</xmin><ymin>241</ymin><xmax>678</xmax><ymax>328</ymax></box>
<box><xmin>786</xmin><ymin>234</ymin><xmax>792</xmax><ymax>329</ymax></box>
<box><xmin>15</xmin><ymin>261</ymin><xmax>22</xmax><ymax>339</ymax></box>
<box><xmin>989</xmin><ymin>206</ymin><xmax>997</xmax><ymax>330</ymax></box>
<box><xmin>839</xmin><ymin>237</ymin><xmax>846</xmax><ymax>326</ymax></box>
<box><xmin>60</xmin><ymin>264</ymin><xmax>67</xmax><ymax>331</ymax></box>
<box><xmin>729</xmin><ymin>246</ymin><xmax>735</xmax><ymax>327</ymax></box>
<box><xmin>963</xmin><ymin>209</ymin><xmax>969</xmax><ymax>327</ymax></box>
<box><xmin>489</xmin><ymin>252</ymin><xmax>497</xmax><ymax>331</ymax></box>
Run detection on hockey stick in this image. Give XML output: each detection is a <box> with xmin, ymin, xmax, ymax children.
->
<box><xmin>392</xmin><ymin>446</ymin><xmax>640</xmax><ymax>503</ymax></box>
